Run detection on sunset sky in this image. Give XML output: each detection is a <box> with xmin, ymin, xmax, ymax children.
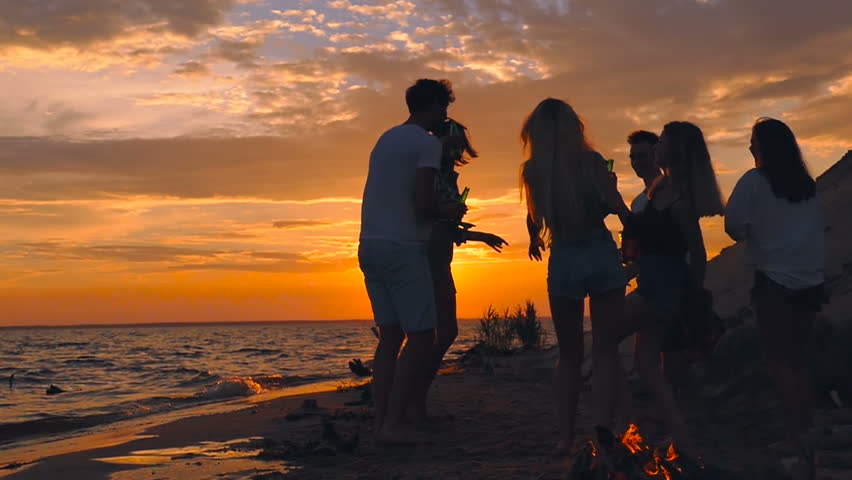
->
<box><xmin>1</xmin><ymin>0</ymin><xmax>850</xmax><ymax>325</ymax></box>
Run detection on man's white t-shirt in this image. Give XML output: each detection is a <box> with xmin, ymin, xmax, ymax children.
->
<box><xmin>725</xmin><ymin>168</ymin><xmax>825</xmax><ymax>289</ymax></box>
<box><xmin>360</xmin><ymin>124</ymin><xmax>442</xmax><ymax>244</ymax></box>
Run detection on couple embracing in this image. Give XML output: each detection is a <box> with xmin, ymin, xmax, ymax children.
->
<box><xmin>358</xmin><ymin>78</ymin><xmax>506</xmax><ymax>444</ymax></box>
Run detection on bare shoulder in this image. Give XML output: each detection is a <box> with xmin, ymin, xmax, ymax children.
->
<box><xmin>649</xmin><ymin>180</ymin><xmax>678</xmax><ymax>208</ymax></box>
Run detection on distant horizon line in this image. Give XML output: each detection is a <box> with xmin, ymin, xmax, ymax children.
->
<box><xmin>0</xmin><ymin>317</ymin><xmax>546</xmax><ymax>329</ymax></box>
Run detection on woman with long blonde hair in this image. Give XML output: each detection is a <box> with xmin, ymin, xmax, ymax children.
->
<box><xmin>521</xmin><ymin>98</ymin><xmax>631</xmax><ymax>456</ymax></box>
<box><xmin>622</xmin><ymin>121</ymin><xmax>725</xmax><ymax>452</ymax></box>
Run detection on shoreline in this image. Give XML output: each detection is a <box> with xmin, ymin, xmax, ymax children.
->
<box><xmin>0</xmin><ymin>375</ymin><xmax>363</xmax><ymax>446</ymax></box>
<box><xmin>0</xmin><ymin>379</ymin><xmax>360</xmax><ymax>479</ymax></box>
<box><xmin>3</xmin><ymin>337</ymin><xmax>852</xmax><ymax>479</ymax></box>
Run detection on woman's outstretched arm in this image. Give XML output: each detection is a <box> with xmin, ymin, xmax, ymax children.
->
<box><xmin>464</xmin><ymin>230</ymin><xmax>508</xmax><ymax>252</ymax></box>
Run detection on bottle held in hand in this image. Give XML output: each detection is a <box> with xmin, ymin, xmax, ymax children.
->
<box><xmin>460</xmin><ymin>186</ymin><xmax>470</xmax><ymax>204</ymax></box>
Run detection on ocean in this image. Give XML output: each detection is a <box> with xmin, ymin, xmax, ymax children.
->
<box><xmin>0</xmin><ymin>321</ymin><xmax>488</xmax><ymax>446</ymax></box>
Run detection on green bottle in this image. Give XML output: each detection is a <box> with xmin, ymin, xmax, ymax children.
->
<box><xmin>460</xmin><ymin>186</ymin><xmax>470</xmax><ymax>204</ymax></box>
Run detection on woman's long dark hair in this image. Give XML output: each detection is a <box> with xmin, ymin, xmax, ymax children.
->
<box><xmin>433</xmin><ymin>118</ymin><xmax>478</xmax><ymax>166</ymax></box>
<box><xmin>660</xmin><ymin>121</ymin><xmax>725</xmax><ymax>217</ymax></box>
<box><xmin>752</xmin><ymin>117</ymin><xmax>815</xmax><ymax>203</ymax></box>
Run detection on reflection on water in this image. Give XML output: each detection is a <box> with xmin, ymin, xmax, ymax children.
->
<box><xmin>96</xmin><ymin>437</ymin><xmax>264</xmax><ymax>465</ymax></box>
<box><xmin>99</xmin><ymin>438</ymin><xmax>297</xmax><ymax>480</ymax></box>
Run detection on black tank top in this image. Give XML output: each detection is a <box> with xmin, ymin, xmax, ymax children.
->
<box><xmin>638</xmin><ymin>202</ymin><xmax>687</xmax><ymax>258</ymax></box>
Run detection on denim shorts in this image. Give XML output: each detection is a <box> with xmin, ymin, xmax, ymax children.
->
<box><xmin>547</xmin><ymin>230</ymin><xmax>627</xmax><ymax>299</ymax></box>
<box><xmin>358</xmin><ymin>239</ymin><xmax>437</xmax><ymax>333</ymax></box>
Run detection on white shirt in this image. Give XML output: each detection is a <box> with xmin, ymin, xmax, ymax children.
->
<box><xmin>631</xmin><ymin>191</ymin><xmax>648</xmax><ymax>213</ymax></box>
<box><xmin>725</xmin><ymin>168</ymin><xmax>825</xmax><ymax>289</ymax></box>
<box><xmin>359</xmin><ymin>124</ymin><xmax>442</xmax><ymax>244</ymax></box>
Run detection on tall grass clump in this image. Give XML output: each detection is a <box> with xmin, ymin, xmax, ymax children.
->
<box><xmin>475</xmin><ymin>305</ymin><xmax>516</xmax><ymax>353</ymax></box>
<box><xmin>513</xmin><ymin>300</ymin><xmax>546</xmax><ymax>350</ymax></box>
<box><xmin>475</xmin><ymin>300</ymin><xmax>545</xmax><ymax>352</ymax></box>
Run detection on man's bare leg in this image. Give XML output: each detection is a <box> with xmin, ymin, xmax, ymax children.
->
<box><xmin>377</xmin><ymin>329</ymin><xmax>435</xmax><ymax>443</ymax></box>
<box><xmin>372</xmin><ymin>326</ymin><xmax>404</xmax><ymax>430</ymax></box>
<box><xmin>410</xmin><ymin>278</ymin><xmax>457</xmax><ymax>424</ymax></box>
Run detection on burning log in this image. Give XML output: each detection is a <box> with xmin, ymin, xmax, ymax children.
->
<box><xmin>568</xmin><ymin>424</ymin><xmax>733</xmax><ymax>480</ymax></box>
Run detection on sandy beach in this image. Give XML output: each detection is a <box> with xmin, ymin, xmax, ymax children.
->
<box><xmin>3</xmin><ymin>331</ymin><xmax>852</xmax><ymax>480</ymax></box>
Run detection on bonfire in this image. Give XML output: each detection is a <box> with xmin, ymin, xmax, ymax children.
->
<box><xmin>569</xmin><ymin>424</ymin><xmax>726</xmax><ymax>480</ymax></box>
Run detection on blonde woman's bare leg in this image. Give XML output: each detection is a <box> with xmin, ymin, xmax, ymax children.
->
<box><xmin>549</xmin><ymin>295</ymin><xmax>585</xmax><ymax>454</ymax></box>
<box><xmin>589</xmin><ymin>287</ymin><xmax>627</xmax><ymax>433</ymax></box>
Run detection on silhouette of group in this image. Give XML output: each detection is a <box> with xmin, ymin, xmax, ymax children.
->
<box><xmin>358</xmin><ymin>78</ymin><xmax>825</xmax><ymax>479</ymax></box>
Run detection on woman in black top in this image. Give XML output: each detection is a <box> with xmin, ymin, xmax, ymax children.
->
<box><xmin>623</xmin><ymin>121</ymin><xmax>725</xmax><ymax>451</ymax></box>
<box><xmin>409</xmin><ymin>118</ymin><xmax>508</xmax><ymax>423</ymax></box>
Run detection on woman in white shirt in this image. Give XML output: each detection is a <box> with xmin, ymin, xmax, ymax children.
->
<box><xmin>725</xmin><ymin>117</ymin><xmax>825</xmax><ymax>480</ymax></box>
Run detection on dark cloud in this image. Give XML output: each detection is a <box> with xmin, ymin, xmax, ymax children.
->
<box><xmin>272</xmin><ymin>220</ymin><xmax>331</xmax><ymax>229</ymax></box>
<box><xmin>0</xmin><ymin>101</ymin><xmax>91</xmax><ymax>136</ymax></box>
<box><xmin>248</xmin><ymin>251</ymin><xmax>303</xmax><ymax>260</ymax></box>
<box><xmin>0</xmin><ymin>135</ymin><xmax>373</xmax><ymax>201</ymax></box>
<box><xmin>173</xmin><ymin>61</ymin><xmax>211</xmax><ymax>78</ymax></box>
<box><xmin>168</xmin><ymin>256</ymin><xmax>357</xmax><ymax>273</ymax></box>
<box><xmin>11</xmin><ymin>241</ymin><xmax>354</xmax><ymax>273</ymax></box>
<box><xmin>43</xmin><ymin>106</ymin><xmax>90</xmax><ymax>134</ymax></box>
<box><xmin>212</xmin><ymin>39</ymin><xmax>261</xmax><ymax>69</ymax></box>
<box><xmin>18</xmin><ymin>242</ymin><xmax>222</xmax><ymax>262</ymax></box>
<box><xmin>0</xmin><ymin>0</ymin><xmax>236</xmax><ymax>49</ymax></box>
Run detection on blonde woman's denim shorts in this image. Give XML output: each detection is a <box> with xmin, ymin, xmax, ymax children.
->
<box><xmin>547</xmin><ymin>230</ymin><xmax>627</xmax><ymax>299</ymax></box>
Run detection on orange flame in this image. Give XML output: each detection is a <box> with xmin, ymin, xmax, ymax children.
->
<box><xmin>611</xmin><ymin>425</ymin><xmax>682</xmax><ymax>479</ymax></box>
<box><xmin>644</xmin><ymin>457</ymin><xmax>660</xmax><ymax>476</ymax></box>
<box><xmin>665</xmin><ymin>443</ymin><xmax>678</xmax><ymax>462</ymax></box>
<box><xmin>620</xmin><ymin>424</ymin><xmax>647</xmax><ymax>454</ymax></box>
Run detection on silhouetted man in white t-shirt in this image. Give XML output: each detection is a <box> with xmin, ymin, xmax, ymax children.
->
<box><xmin>358</xmin><ymin>79</ymin><xmax>465</xmax><ymax>444</ymax></box>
